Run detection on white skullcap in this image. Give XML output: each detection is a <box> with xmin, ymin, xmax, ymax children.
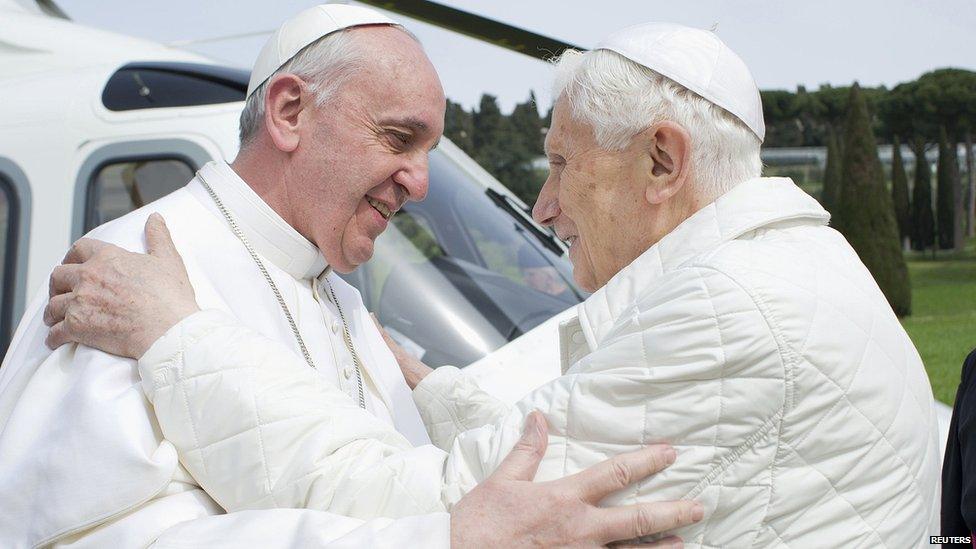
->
<box><xmin>596</xmin><ymin>22</ymin><xmax>765</xmax><ymax>142</ymax></box>
<box><xmin>247</xmin><ymin>4</ymin><xmax>396</xmax><ymax>98</ymax></box>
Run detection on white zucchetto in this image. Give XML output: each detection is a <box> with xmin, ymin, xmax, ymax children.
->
<box><xmin>247</xmin><ymin>4</ymin><xmax>395</xmax><ymax>98</ymax></box>
<box><xmin>597</xmin><ymin>22</ymin><xmax>765</xmax><ymax>142</ymax></box>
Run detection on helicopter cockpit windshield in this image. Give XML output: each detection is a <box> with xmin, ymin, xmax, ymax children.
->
<box><xmin>340</xmin><ymin>146</ymin><xmax>586</xmax><ymax>368</ymax></box>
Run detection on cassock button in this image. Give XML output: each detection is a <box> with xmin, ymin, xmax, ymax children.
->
<box><xmin>571</xmin><ymin>331</ymin><xmax>585</xmax><ymax>345</ymax></box>
<box><xmin>331</xmin><ymin>320</ymin><xmax>341</xmax><ymax>334</ymax></box>
<box><xmin>343</xmin><ymin>366</ymin><xmax>353</xmax><ymax>379</ymax></box>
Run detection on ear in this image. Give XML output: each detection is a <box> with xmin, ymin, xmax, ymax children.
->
<box><xmin>262</xmin><ymin>73</ymin><xmax>308</xmax><ymax>153</ymax></box>
<box><xmin>644</xmin><ymin>121</ymin><xmax>692</xmax><ymax>205</ymax></box>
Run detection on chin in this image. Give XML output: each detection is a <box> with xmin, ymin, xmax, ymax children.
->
<box><xmin>338</xmin><ymin>242</ymin><xmax>375</xmax><ymax>273</ymax></box>
<box><xmin>572</xmin><ymin>269</ymin><xmax>597</xmax><ymax>293</ymax></box>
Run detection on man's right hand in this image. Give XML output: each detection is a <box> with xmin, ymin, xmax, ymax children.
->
<box><xmin>44</xmin><ymin>213</ymin><xmax>200</xmax><ymax>358</ymax></box>
<box><xmin>452</xmin><ymin>411</ymin><xmax>701</xmax><ymax>548</ymax></box>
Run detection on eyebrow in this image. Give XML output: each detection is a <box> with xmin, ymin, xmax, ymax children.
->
<box><xmin>380</xmin><ymin>116</ymin><xmax>441</xmax><ymax>151</ymax></box>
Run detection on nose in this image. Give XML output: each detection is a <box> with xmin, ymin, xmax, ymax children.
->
<box><xmin>532</xmin><ymin>172</ymin><xmax>560</xmax><ymax>226</ymax></box>
<box><xmin>394</xmin><ymin>152</ymin><xmax>430</xmax><ymax>203</ymax></box>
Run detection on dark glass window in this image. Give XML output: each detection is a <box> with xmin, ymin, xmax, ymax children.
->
<box><xmin>0</xmin><ymin>175</ymin><xmax>19</xmax><ymax>356</ymax></box>
<box><xmin>102</xmin><ymin>62</ymin><xmax>248</xmax><ymax>111</ymax></box>
<box><xmin>85</xmin><ymin>158</ymin><xmax>194</xmax><ymax>231</ymax></box>
<box><xmin>340</xmin><ymin>150</ymin><xmax>585</xmax><ymax>368</ymax></box>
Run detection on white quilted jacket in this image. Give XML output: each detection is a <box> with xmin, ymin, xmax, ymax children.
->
<box><xmin>140</xmin><ymin>177</ymin><xmax>940</xmax><ymax>547</ymax></box>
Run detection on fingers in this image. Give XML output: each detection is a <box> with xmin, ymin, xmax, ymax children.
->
<box><xmin>567</xmin><ymin>444</ymin><xmax>676</xmax><ymax>504</ymax></box>
<box><xmin>49</xmin><ymin>264</ymin><xmax>82</xmax><ymax>297</ymax></box>
<box><xmin>61</xmin><ymin>238</ymin><xmax>106</xmax><ymax>265</ymax></box>
<box><xmin>43</xmin><ymin>292</ymin><xmax>73</xmax><ymax>327</ymax></box>
<box><xmin>45</xmin><ymin>320</ymin><xmax>73</xmax><ymax>350</ymax></box>
<box><xmin>490</xmin><ymin>411</ymin><xmax>549</xmax><ymax>482</ymax></box>
<box><xmin>595</xmin><ymin>500</ymin><xmax>703</xmax><ymax>545</ymax></box>
<box><xmin>145</xmin><ymin>213</ymin><xmax>180</xmax><ymax>261</ymax></box>
<box><xmin>613</xmin><ymin>535</ymin><xmax>683</xmax><ymax>548</ymax></box>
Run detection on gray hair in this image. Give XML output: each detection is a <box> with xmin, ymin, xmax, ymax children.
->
<box><xmin>551</xmin><ymin>49</ymin><xmax>762</xmax><ymax>196</ymax></box>
<box><xmin>238</xmin><ymin>24</ymin><xmax>416</xmax><ymax>146</ymax></box>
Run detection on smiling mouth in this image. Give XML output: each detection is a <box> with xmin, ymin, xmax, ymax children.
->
<box><xmin>366</xmin><ymin>197</ymin><xmax>394</xmax><ymax>220</ymax></box>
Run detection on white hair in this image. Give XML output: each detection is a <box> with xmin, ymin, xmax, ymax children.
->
<box><xmin>238</xmin><ymin>24</ymin><xmax>416</xmax><ymax>146</ymax></box>
<box><xmin>551</xmin><ymin>49</ymin><xmax>762</xmax><ymax>196</ymax></box>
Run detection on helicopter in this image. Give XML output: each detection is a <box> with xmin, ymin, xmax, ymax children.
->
<box><xmin>0</xmin><ymin>0</ymin><xmax>595</xmax><ymax>402</ymax></box>
<box><xmin>0</xmin><ymin>0</ymin><xmax>951</xmax><ymax>439</ymax></box>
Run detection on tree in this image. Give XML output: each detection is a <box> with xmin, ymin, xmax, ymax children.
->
<box><xmin>472</xmin><ymin>94</ymin><xmax>510</xmax><ymax>174</ymax></box>
<box><xmin>471</xmin><ymin>94</ymin><xmax>541</xmax><ymax>204</ymax></box>
<box><xmin>891</xmin><ymin>136</ymin><xmax>912</xmax><ymax>250</ymax></box>
<box><xmin>761</xmin><ymin>89</ymin><xmax>803</xmax><ymax>147</ymax></box>
<box><xmin>444</xmin><ymin>99</ymin><xmax>474</xmax><ymax>155</ymax></box>
<box><xmin>918</xmin><ymin>69</ymin><xmax>976</xmax><ymax>248</ymax></box>
<box><xmin>509</xmin><ymin>92</ymin><xmax>544</xmax><ymax>157</ymax></box>
<box><xmin>911</xmin><ymin>141</ymin><xmax>935</xmax><ymax>252</ymax></box>
<box><xmin>936</xmin><ymin>126</ymin><xmax>961</xmax><ymax>250</ymax></box>
<box><xmin>820</xmin><ymin>127</ymin><xmax>842</xmax><ymax>213</ymax></box>
<box><xmin>834</xmin><ymin>84</ymin><xmax>911</xmax><ymax>317</ymax></box>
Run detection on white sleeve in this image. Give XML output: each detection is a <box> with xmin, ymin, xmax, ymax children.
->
<box><xmin>151</xmin><ymin>509</ymin><xmax>450</xmax><ymax>549</ymax></box>
<box><xmin>411</xmin><ymin>366</ymin><xmax>513</xmax><ymax>450</ymax></box>
<box><xmin>139</xmin><ymin>310</ymin><xmax>462</xmax><ymax>519</ymax></box>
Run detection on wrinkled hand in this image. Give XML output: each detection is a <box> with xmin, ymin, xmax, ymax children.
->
<box><xmin>44</xmin><ymin>213</ymin><xmax>200</xmax><ymax>358</ymax></box>
<box><xmin>371</xmin><ymin>313</ymin><xmax>433</xmax><ymax>389</ymax></box>
<box><xmin>452</xmin><ymin>411</ymin><xmax>701</xmax><ymax>548</ymax></box>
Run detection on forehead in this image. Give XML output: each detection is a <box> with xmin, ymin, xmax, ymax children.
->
<box><xmin>346</xmin><ymin>27</ymin><xmax>445</xmax><ymax>126</ymax></box>
<box><xmin>545</xmin><ymin>98</ymin><xmax>595</xmax><ymax>152</ymax></box>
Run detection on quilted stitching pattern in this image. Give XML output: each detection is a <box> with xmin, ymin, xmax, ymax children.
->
<box><xmin>415</xmin><ymin>183</ymin><xmax>939</xmax><ymax>547</ymax></box>
<box><xmin>142</xmin><ymin>311</ymin><xmax>454</xmax><ymax>520</ymax></box>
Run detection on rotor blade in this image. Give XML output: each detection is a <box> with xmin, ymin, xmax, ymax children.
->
<box><xmin>356</xmin><ymin>0</ymin><xmax>584</xmax><ymax>60</ymax></box>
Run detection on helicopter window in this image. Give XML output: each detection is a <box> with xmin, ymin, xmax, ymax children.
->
<box><xmin>0</xmin><ymin>174</ymin><xmax>19</xmax><ymax>355</ymax></box>
<box><xmin>452</xmin><ymin>190</ymin><xmax>574</xmax><ymax>300</ymax></box>
<box><xmin>85</xmin><ymin>158</ymin><xmax>194</xmax><ymax>231</ymax></box>
<box><xmin>102</xmin><ymin>63</ymin><xmax>248</xmax><ymax>111</ymax></box>
<box><xmin>339</xmin><ymin>149</ymin><xmax>583</xmax><ymax>368</ymax></box>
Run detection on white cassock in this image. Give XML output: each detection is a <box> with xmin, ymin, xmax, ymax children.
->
<box><xmin>0</xmin><ymin>161</ymin><xmax>448</xmax><ymax>548</ymax></box>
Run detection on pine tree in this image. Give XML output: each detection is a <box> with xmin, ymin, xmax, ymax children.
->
<box><xmin>834</xmin><ymin>84</ymin><xmax>912</xmax><ymax>316</ymax></box>
<box><xmin>820</xmin><ymin>127</ymin><xmax>842</xmax><ymax>214</ymax></box>
<box><xmin>890</xmin><ymin>136</ymin><xmax>912</xmax><ymax>249</ymax></box>
<box><xmin>911</xmin><ymin>141</ymin><xmax>935</xmax><ymax>252</ymax></box>
<box><xmin>936</xmin><ymin>126</ymin><xmax>958</xmax><ymax>249</ymax></box>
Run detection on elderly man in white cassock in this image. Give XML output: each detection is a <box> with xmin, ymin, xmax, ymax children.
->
<box><xmin>39</xmin><ymin>19</ymin><xmax>942</xmax><ymax>549</ymax></box>
<box><xmin>0</xmin><ymin>5</ymin><xmax>702</xmax><ymax>549</ymax></box>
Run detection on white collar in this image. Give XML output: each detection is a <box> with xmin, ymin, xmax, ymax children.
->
<box><xmin>576</xmin><ymin>177</ymin><xmax>830</xmax><ymax>350</ymax></box>
<box><xmin>193</xmin><ymin>161</ymin><xmax>328</xmax><ymax>280</ymax></box>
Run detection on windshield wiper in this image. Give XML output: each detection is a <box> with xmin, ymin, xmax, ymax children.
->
<box><xmin>484</xmin><ymin>188</ymin><xmax>565</xmax><ymax>256</ymax></box>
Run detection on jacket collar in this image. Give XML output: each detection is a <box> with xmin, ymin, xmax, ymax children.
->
<box><xmin>192</xmin><ymin>161</ymin><xmax>329</xmax><ymax>280</ymax></box>
<box><xmin>575</xmin><ymin>177</ymin><xmax>829</xmax><ymax>352</ymax></box>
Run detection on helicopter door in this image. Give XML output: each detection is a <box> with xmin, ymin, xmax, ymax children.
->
<box><xmin>0</xmin><ymin>168</ymin><xmax>23</xmax><ymax>356</ymax></box>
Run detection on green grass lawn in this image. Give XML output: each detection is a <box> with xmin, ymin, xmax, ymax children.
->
<box><xmin>901</xmin><ymin>240</ymin><xmax>976</xmax><ymax>405</ymax></box>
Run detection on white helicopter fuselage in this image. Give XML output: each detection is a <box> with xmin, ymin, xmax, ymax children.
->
<box><xmin>0</xmin><ymin>1</ymin><xmax>568</xmax><ymax>401</ymax></box>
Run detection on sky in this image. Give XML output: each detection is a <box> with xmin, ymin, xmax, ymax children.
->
<box><xmin>57</xmin><ymin>0</ymin><xmax>976</xmax><ymax>115</ymax></box>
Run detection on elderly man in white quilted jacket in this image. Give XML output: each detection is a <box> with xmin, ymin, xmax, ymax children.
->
<box><xmin>45</xmin><ymin>23</ymin><xmax>941</xmax><ymax>547</ymax></box>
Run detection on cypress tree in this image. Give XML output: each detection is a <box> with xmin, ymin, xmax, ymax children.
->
<box><xmin>936</xmin><ymin>126</ymin><xmax>958</xmax><ymax>250</ymax></box>
<box><xmin>911</xmin><ymin>142</ymin><xmax>935</xmax><ymax>252</ymax></box>
<box><xmin>821</xmin><ymin>127</ymin><xmax>842</xmax><ymax>214</ymax></box>
<box><xmin>890</xmin><ymin>136</ymin><xmax>912</xmax><ymax>249</ymax></box>
<box><xmin>834</xmin><ymin>84</ymin><xmax>911</xmax><ymax>316</ymax></box>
